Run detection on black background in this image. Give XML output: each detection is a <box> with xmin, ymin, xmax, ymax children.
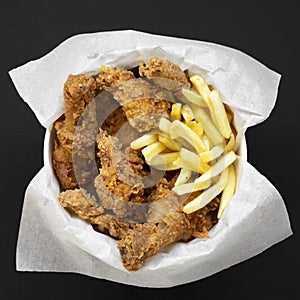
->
<box><xmin>1</xmin><ymin>1</ymin><xmax>299</xmax><ymax>299</ymax></box>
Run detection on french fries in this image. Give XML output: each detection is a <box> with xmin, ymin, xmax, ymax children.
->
<box><xmin>174</xmin><ymin>168</ymin><xmax>192</xmax><ymax>187</ymax></box>
<box><xmin>181</xmin><ymin>104</ymin><xmax>195</xmax><ymax>122</ymax></box>
<box><xmin>199</xmin><ymin>145</ymin><xmax>224</xmax><ymax>163</ymax></box>
<box><xmin>129</xmin><ymin>73</ymin><xmax>238</xmax><ymax>219</ymax></box>
<box><xmin>158</xmin><ymin>133</ymin><xmax>180</xmax><ymax>151</ymax></box>
<box><xmin>209</xmin><ymin>90</ymin><xmax>232</xmax><ymax>139</ymax></box>
<box><xmin>149</xmin><ymin>152</ymin><xmax>180</xmax><ymax>166</ymax></box>
<box><xmin>183</xmin><ymin>167</ymin><xmax>229</xmax><ymax>214</ymax></box>
<box><xmin>217</xmin><ymin>164</ymin><xmax>236</xmax><ymax>218</ymax></box>
<box><xmin>190</xmin><ymin>104</ymin><xmax>224</xmax><ymax>145</ymax></box>
<box><xmin>194</xmin><ymin>151</ymin><xmax>236</xmax><ymax>185</ymax></box>
<box><xmin>130</xmin><ymin>133</ymin><xmax>157</xmax><ymax>150</ymax></box>
<box><xmin>159</xmin><ymin>118</ymin><xmax>172</xmax><ymax>133</ymax></box>
<box><xmin>182</xmin><ymin>87</ymin><xmax>207</xmax><ymax>107</ymax></box>
<box><xmin>180</xmin><ymin>148</ymin><xmax>210</xmax><ymax>174</ymax></box>
<box><xmin>170</xmin><ymin>120</ymin><xmax>207</xmax><ymax>153</ymax></box>
<box><xmin>173</xmin><ymin>179</ymin><xmax>212</xmax><ymax>195</ymax></box>
<box><xmin>170</xmin><ymin>103</ymin><xmax>182</xmax><ymax>120</ymax></box>
<box><xmin>142</xmin><ymin>141</ymin><xmax>166</xmax><ymax>164</ymax></box>
<box><xmin>190</xmin><ymin>75</ymin><xmax>213</xmax><ymax>112</ymax></box>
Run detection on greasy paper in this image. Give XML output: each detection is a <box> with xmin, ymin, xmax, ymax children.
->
<box><xmin>9</xmin><ymin>30</ymin><xmax>292</xmax><ymax>287</ymax></box>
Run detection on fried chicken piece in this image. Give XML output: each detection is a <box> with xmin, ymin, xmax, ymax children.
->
<box><xmin>113</xmin><ymin>78</ymin><xmax>171</xmax><ymax>132</ymax></box>
<box><xmin>54</xmin><ymin>67</ymin><xmax>133</xmax><ymax>190</ymax></box>
<box><xmin>117</xmin><ymin>197</ymin><xmax>220</xmax><ymax>272</ymax></box>
<box><xmin>64</xmin><ymin>74</ymin><xmax>97</xmax><ymax>132</ymax></box>
<box><xmin>96</xmin><ymin>65</ymin><xmax>135</xmax><ymax>91</ymax></box>
<box><xmin>101</xmin><ymin>106</ymin><xmax>127</xmax><ymax>136</ymax></box>
<box><xmin>117</xmin><ymin>211</ymin><xmax>191</xmax><ymax>271</ymax></box>
<box><xmin>139</xmin><ymin>57</ymin><xmax>190</xmax><ymax>92</ymax></box>
<box><xmin>52</xmin><ymin>118</ymin><xmax>78</xmax><ymax>190</ymax></box>
<box><xmin>53</xmin><ymin>74</ymin><xmax>97</xmax><ymax>189</ymax></box>
<box><xmin>58</xmin><ymin>189</ymin><xmax>134</xmax><ymax>239</ymax></box>
<box><xmin>96</xmin><ymin>129</ymin><xmax>144</xmax><ymax>201</ymax></box>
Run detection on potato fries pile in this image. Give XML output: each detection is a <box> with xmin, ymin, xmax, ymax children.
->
<box><xmin>131</xmin><ymin>75</ymin><xmax>237</xmax><ymax>218</ymax></box>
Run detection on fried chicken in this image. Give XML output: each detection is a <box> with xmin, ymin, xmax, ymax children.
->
<box><xmin>139</xmin><ymin>56</ymin><xmax>190</xmax><ymax>92</ymax></box>
<box><xmin>64</xmin><ymin>74</ymin><xmax>97</xmax><ymax>132</ymax></box>
<box><xmin>113</xmin><ymin>78</ymin><xmax>171</xmax><ymax>132</ymax></box>
<box><xmin>96</xmin><ymin>65</ymin><xmax>135</xmax><ymax>91</ymax></box>
<box><xmin>53</xmin><ymin>67</ymin><xmax>134</xmax><ymax>190</ymax></box>
<box><xmin>52</xmin><ymin>118</ymin><xmax>77</xmax><ymax>190</ymax></box>
<box><xmin>117</xmin><ymin>198</ymin><xmax>220</xmax><ymax>271</ymax></box>
<box><xmin>58</xmin><ymin>189</ymin><xmax>134</xmax><ymax>239</ymax></box>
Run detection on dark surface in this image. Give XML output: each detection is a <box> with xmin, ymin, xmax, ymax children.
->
<box><xmin>1</xmin><ymin>1</ymin><xmax>298</xmax><ymax>299</ymax></box>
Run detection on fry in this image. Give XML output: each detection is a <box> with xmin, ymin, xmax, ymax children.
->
<box><xmin>183</xmin><ymin>167</ymin><xmax>229</xmax><ymax>214</ymax></box>
<box><xmin>151</xmin><ymin>157</ymin><xmax>182</xmax><ymax>170</ymax></box>
<box><xmin>158</xmin><ymin>133</ymin><xmax>181</xmax><ymax>151</ymax></box>
<box><xmin>185</xmin><ymin>120</ymin><xmax>197</xmax><ymax>128</ymax></box>
<box><xmin>142</xmin><ymin>141</ymin><xmax>166</xmax><ymax>163</ymax></box>
<box><xmin>217</xmin><ymin>164</ymin><xmax>236</xmax><ymax>218</ymax></box>
<box><xmin>170</xmin><ymin>103</ymin><xmax>182</xmax><ymax>120</ymax></box>
<box><xmin>159</xmin><ymin>118</ymin><xmax>172</xmax><ymax>134</ymax></box>
<box><xmin>192</xmin><ymin>123</ymin><xmax>204</xmax><ymax>137</ymax></box>
<box><xmin>149</xmin><ymin>152</ymin><xmax>180</xmax><ymax>166</ymax></box>
<box><xmin>182</xmin><ymin>88</ymin><xmax>207</xmax><ymax>107</ymax></box>
<box><xmin>174</xmin><ymin>168</ymin><xmax>192</xmax><ymax>187</ymax></box>
<box><xmin>175</xmin><ymin>137</ymin><xmax>195</xmax><ymax>151</ymax></box>
<box><xmin>180</xmin><ymin>148</ymin><xmax>210</xmax><ymax>174</ymax></box>
<box><xmin>173</xmin><ymin>178</ymin><xmax>212</xmax><ymax>195</ymax></box>
<box><xmin>190</xmin><ymin>75</ymin><xmax>214</xmax><ymax>112</ymax></box>
<box><xmin>169</xmin><ymin>120</ymin><xmax>207</xmax><ymax>153</ymax></box>
<box><xmin>190</xmin><ymin>104</ymin><xmax>224</xmax><ymax>145</ymax></box>
<box><xmin>202</xmin><ymin>133</ymin><xmax>211</xmax><ymax>150</ymax></box>
<box><xmin>209</xmin><ymin>90</ymin><xmax>232</xmax><ymax>138</ymax></box>
<box><xmin>130</xmin><ymin>133</ymin><xmax>158</xmax><ymax>150</ymax></box>
<box><xmin>199</xmin><ymin>145</ymin><xmax>225</xmax><ymax>163</ymax></box>
<box><xmin>225</xmin><ymin>132</ymin><xmax>235</xmax><ymax>152</ymax></box>
<box><xmin>181</xmin><ymin>104</ymin><xmax>195</xmax><ymax>122</ymax></box>
<box><xmin>195</xmin><ymin>151</ymin><xmax>236</xmax><ymax>184</ymax></box>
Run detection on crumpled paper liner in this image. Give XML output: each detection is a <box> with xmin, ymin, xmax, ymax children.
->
<box><xmin>9</xmin><ymin>30</ymin><xmax>292</xmax><ymax>287</ymax></box>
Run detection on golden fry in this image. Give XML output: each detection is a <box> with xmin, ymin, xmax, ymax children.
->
<box><xmin>130</xmin><ymin>133</ymin><xmax>158</xmax><ymax>150</ymax></box>
<box><xmin>170</xmin><ymin>103</ymin><xmax>182</xmax><ymax>120</ymax></box>
<box><xmin>217</xmin><ymin>164</ymin><xmax>236</xmax><ymax>218</ymax></box>
<box><xmin>142</xmin><ymin>141</ymin><xmax>166</xmax><ymax>163</ymax></box>
<box><xmin>170</xmin><ymin>120</ymin><xmax>207</xmax><ymax>153</ymax></box>
<box><xmin>190</xmin><ymin>104</ymin><xmax>224</xmax><ymax>145</ymax></box>
<box><xmin>209</xmin><ymin>90</ymin><xmax>231</xmax><ymax>138</ymax></box>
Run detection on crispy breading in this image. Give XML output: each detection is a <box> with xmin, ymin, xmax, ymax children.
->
<box><xmin>52</xmin><ymin>118</ymin><xmax>78</xmax><ymax>190</ymax></box>
<box><xmin>139</xmin><ymin>56</ymin><xmax>190</xmax><ymax>91</ymax></box>
<box><xmin>64</xmin><ymin>74</ymin><xmax>97</xmax><ymax>132</ymax></box>
<box><xmin>53</xmin><ymin>67</ymin><xmax>133</xmax><ymax>190</ymax></box>
<box><xmin>96</xmin><ymin>65</ymin><xmax>135</xmax><ymax>91</ymax></box>
<box><xmin>113</xmin><ymin>79</ymin><xmax>171</xmax><ymax>132</ymax></box>
<box><xmin>58</xmin><ymin>189</ymin><xmax>134</xmax><ymax>239</ymax></box>
<box><xmin>117</xmin><ymin>198</ymin><xmax>220</xmax><ymax>271</ymax></box>
<box><xmin>96</xmin><ymin>129</ymin><xmax>144</xmax><ymax>201</ymax></box>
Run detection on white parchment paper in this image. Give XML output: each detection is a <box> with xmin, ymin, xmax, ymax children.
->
<box><xmin>9</xmin><ymin>30</ymin><xmax>292</xmax><ymax>287</ymax></box>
